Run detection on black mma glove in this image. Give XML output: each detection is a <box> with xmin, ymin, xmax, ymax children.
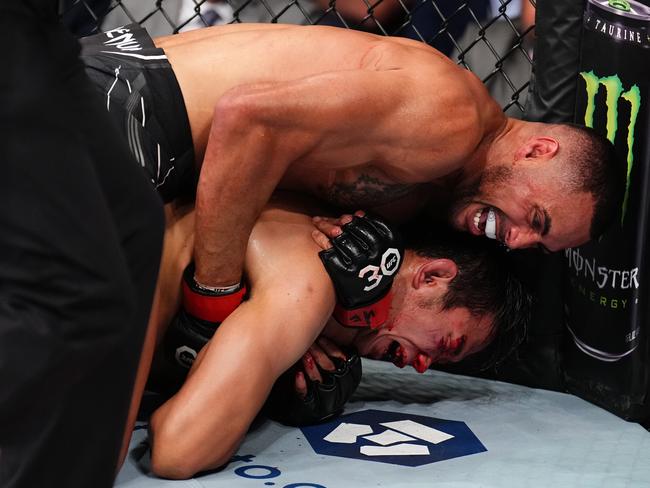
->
<box><xmin>265</xmin><ymin>350</ymin><xmax>362</xmax><ymax>427</ymax></box>
<box><xmin>319</xmin><ymin>214</ymin><xmax>403</xmax><ymax>328</ymax></box>
<box><xmin>160</xmin><ymin>263</ymin><xmax>247</xmax><ymax>384</ymax></box>
<box><xmin>160</xmin><ymin>309</ymin><xmax>213</xmax><ymax>383</ymax></box>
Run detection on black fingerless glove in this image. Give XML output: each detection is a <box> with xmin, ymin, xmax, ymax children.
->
<box><xmin>163</xmin><ymin>309</ymin><xmax>216</xmax><ymax>371</ymax></box>
<box><xmin>264</xmin><ymin>351</ymin><xmax>363</xmax><ymax>427</ymax></box>
<box><xmin>319</xmin><ymin>214</ymin><xmax>403</xmax><ymax>328</ymax></box>
<box><xmin>156</xmin><ymin>263</ymin><xmax>248</xmax><ymax>390</ymax></box>
<box><xmin>151</xmin><ymin>309</ymin><xmax>216</xmax><ymax>395</ymax></box>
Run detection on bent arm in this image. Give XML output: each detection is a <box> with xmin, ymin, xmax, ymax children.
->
<box><xmin>148</xmin><ymin>260</ymin><xmax>335</xmax><ymax>479</ymax></box>
<box><xmin>193</xmin><ymin>68</ymin><xmax>413</xmax><ymax>287</ymax></box>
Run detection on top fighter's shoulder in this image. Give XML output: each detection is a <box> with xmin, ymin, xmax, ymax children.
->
<box><xmin>359</xmin><ymin>36</ymin><xmax>448</xmax><ymax>72</ymax></box>
<box><xmin>368</xmin><ymin>39</ymin><xmax>479</xmax><ymax>104</ymax></box>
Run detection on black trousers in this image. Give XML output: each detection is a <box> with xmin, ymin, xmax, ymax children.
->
<box><xmin>0</xmin><ymin>4</ymin><xmax>164</xmax><ymax>487</ymax></box>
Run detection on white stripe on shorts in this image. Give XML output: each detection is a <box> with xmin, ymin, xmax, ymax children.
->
<box><xmin>100</xmin><ymin>51</ymin><xmax>167</xmax><ymax>61</ymax></box>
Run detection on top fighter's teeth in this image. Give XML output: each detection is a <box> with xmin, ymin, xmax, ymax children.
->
<box><xmin>473</xmin><ymin>208</ymin><xmax>483</xmax><ymax>231</ymax></box>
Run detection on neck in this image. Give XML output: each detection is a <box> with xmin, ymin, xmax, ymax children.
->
<box><xmin>456</xmin><ymin>116</ymin><xmax>515</xmax><ymax>187</ymax></box>
<box><xmin>482</xmin><ymin>117</ymin><xmax>534</xmax><ymax>173</ymax></box>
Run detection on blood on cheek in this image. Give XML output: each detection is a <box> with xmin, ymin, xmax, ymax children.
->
<box><xmin>451</xmin><ymin>336</ymin><xmax>467</xmax><ymax>356</ymax></box>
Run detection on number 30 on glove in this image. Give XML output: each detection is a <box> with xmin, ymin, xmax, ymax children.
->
<box><xmin>318</xmin><ymin>214</ymin><xmax>403</xmax><ymax>329</ymax></box>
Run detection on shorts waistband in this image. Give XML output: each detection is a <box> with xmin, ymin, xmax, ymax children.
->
<box><xmin>79</xmin><ymin>23</ymin><xmax>165</xmax><ymax>60</ymax></box>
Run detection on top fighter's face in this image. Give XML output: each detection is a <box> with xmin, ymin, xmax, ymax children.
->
<box><xmin>449</xmin><ymin>164</ymin><xmax>595</xmax><ymax>252</ymax></box>
<box><xmin>352</xmin><ymin>261</ymin><xmax>495</xmax><ymax>374</ymax></box>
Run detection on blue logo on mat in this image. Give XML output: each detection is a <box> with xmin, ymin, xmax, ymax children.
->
<box><xmin>301</xmin><ymin>409</ymin><xmax>486</xmax><ymax>467</ymax></box>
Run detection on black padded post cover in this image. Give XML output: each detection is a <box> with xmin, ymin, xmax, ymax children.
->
<box><xmin>525</xmin><ymin>0</ymin><xmax>587</xmax><ymax>122</ymax></box>
<box><xmin>491</xmin><ymin>0</ymin><xmax>587</xmax><ymax>391</ymax></box>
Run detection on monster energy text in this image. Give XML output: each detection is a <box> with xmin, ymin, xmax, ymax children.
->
<box><xmin>566</xmin><ymin>247</ymin><xmax>640</xmax><ymax>290</ymax></box>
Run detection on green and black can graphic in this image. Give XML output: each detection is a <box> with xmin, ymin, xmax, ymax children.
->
<box><xmin>564</xmin><ymin>0</ymin><xmax>650</xmax><ymax>419</ymax></box>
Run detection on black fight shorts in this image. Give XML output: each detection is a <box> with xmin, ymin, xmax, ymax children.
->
<box><xmin>80</xmin><ymin>24</ymin><xmax>196</xmax><ymax>202</ymax></box>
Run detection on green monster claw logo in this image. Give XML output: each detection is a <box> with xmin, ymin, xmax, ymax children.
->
<box><xmin>580</xmin><ymin>71</ymin><xmax>641</xmax><ymax>224</ymax></box>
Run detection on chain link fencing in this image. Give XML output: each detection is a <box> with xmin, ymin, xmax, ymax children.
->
<box><xmin>62</xmin><ymin>0</ymin><xmax>535</xmax><ymax>117</ymax></box>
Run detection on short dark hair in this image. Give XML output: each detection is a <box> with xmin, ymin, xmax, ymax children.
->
<box><xmin>557</xmin><ymin>123</ymin><xmax>626</xmax><ymax>239</ymax></box>
<box><xmin>402</xmin><ymin>225</ymin><xmax>532</xmax><ymax>369</ymax></box>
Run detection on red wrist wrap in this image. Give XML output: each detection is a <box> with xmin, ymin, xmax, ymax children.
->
<box><xmin>333</xmin><ymin>291</ymin><xmax>392</xmax><ymax>329</ymax></box>
<box><xmin>182</xmin><ymin>281</ymin><xmax>247</xmax><ymax>323</ymax></box>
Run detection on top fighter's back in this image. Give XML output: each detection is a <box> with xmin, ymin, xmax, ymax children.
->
<box><xmin>155</xmin><ymin>23</ymin><xmax>493</xmax><ymax>172</ymax></box>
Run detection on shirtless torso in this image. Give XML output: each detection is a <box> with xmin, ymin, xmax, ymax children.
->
<box><xmin>157</xmin><ymin>24</ymin><xmax>504</xmax><ymax>196</ymax></box>
<box><xmin>153</xmin><ymin>25</ymin><xmax>507</xmax><ymax>286</ymax></box>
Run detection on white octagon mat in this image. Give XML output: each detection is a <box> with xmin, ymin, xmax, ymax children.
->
<box><xmin>116</xmin><ymin>359</ymin><xmax>650</xmax><ymax>488</ymax></box>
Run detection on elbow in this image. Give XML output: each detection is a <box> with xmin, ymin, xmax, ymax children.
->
<box><xmin>150</xmin><ymin>453</ymin><xmax>198</xmax><ymax>480</ymax></box>
<box><xmin>212</xmin><ymin>86</ymin><xmax>263</xmax><ymax>134</ymax></box>
<box><xmin>148</xmin><ymin>409</ymin><xmax>235</xmax><ymax>480</ymax></box>
<box><xmin>150</xmin><ymin>445</ymin><xmax>205</xmax><ymax>480</ymax></box>
<box><xmin>149</xmin><ymin>411</ymin><xmax>193</xmax><ymax>480</ymax></box>
<box><xmin>149</xmin><ymin>441</ymin><xmax>235</xmax><ymax>481</ymax></box>
<box><xmin>208</xmin><ymin>85</ymin><xmax>310</xmax><ymax>182</ymax></box>
<box><xmin>203</xmin><ymin>87</ymin><xmax>280</xmax><ymax>176</ymax></box>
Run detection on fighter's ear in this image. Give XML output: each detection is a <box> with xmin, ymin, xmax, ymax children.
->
<box><xmin>413</xmin><ymin>259</ymin><xmax>458</xmax><ymax>289</ymax></box>
<box><xmin>514</xmin><ymin>136</ymin><xmax>559</xmax><ymax>161</ymax></box>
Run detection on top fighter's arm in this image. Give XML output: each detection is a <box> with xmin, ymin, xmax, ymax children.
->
<box><xmin>148</xmin><ymin>204</ymin><xmax>336</xmax><ymax>479</ymax></box>
<box><xmin>193</xmin><ymin>67</ymin><xmax>422</xmax><ymax>289</ymax></box>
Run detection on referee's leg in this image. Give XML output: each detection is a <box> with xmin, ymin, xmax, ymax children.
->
<box><xmin>0</xmin><ymin>9</ymin><xmax>164</xmax><ymax>488</ymax></box>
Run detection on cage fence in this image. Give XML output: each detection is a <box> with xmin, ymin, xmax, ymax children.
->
<box><xmin>62</xmin><ymin>0</ymin><xmax>535</xmax><ymax>117</ymax></box>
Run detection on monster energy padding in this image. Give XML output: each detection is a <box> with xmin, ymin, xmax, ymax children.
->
<box><xmin>564</xmin><ymin>0</ymin><xmax>650</xmax><ymax>420</ymax></box>
<box><xmin>493</xmin><ymin>0</ymin><xmax>589</xmax><ymax>392</ymax></box>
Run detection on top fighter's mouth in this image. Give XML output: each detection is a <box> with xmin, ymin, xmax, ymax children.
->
<box><xmin>473</xmin><ymin>207</ymin><xmax>498</xmax><ymax>240</ymax></box>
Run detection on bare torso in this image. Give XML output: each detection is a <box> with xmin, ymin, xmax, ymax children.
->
<box><xmin>155</xmin><ymin>24</ymin><xmax>505</xmax><ymax>213</ymax></box>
